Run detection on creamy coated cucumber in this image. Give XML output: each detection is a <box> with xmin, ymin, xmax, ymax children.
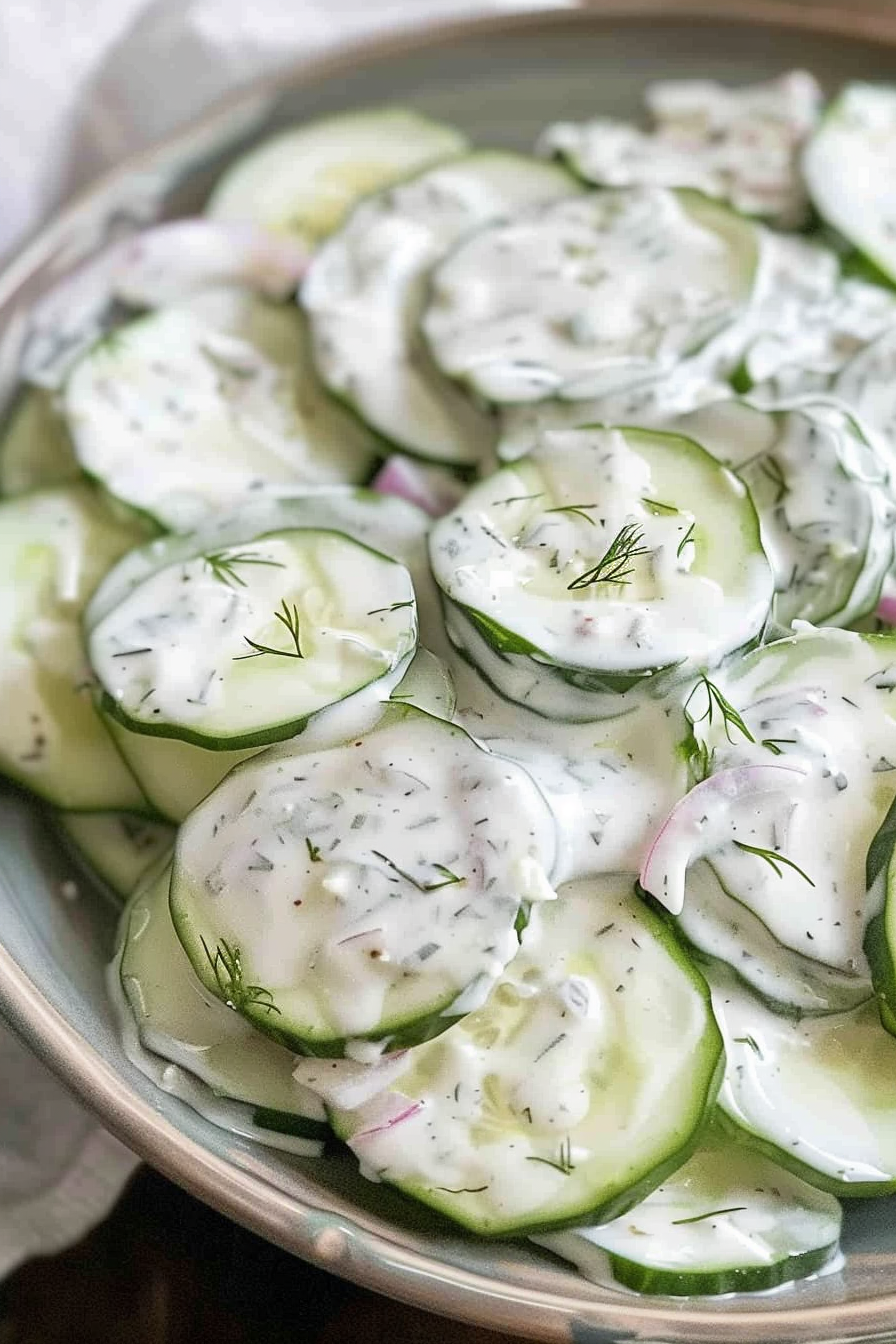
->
<box><xmin>803</xmin><ymin>84</ymin><xmax>896</xmax><ymax>286</ymax></box>
<box><xmin>206</xmin><ymin>108</ymin><xmax>467</xmax><ymax>245</ymax></box>
<box><xmin>535</xmin><ymin>1132</ymin><xmax>841</xmax><ymax>1295</ymax></box>
<box><xmin>301</xmin><ymin>152</ymin><xmax>581</xmax><ymax>464</ymax></box>
<box><xmin>87</xmin><ymin>489</ymin><xmax>442</xmax><ymax>820</ymax></box>
<box><xmin>328</xmin><ymin>876</ymin><xmax>722</xmax><ymax>1236</ymax></box>
<box><xmin>170</xmin><ymin>704</ymin><xmax>557</xmax><ymax>1053</ymax></box>
<box><xmin>117</xmin><ymin>864</ymin><xmax>328</xmax><ymax>1142</ymax></box>
<box><xmin>63</xmin><ymin>288</ymin><xmax>380</xmax><ymax>530</ymax></box>
<box><xmin>89</xmin><ymin>527</ymin><xmax>416</xmax><ymax>750</ymax></box>
<box><xmin>109</xmin><ymin>865</ymin><xmax>327</xmax><ymax>1154</ymax></box>
<box><xmin>0</xmin><ymin>388</ymin><xmax>79</xmax><ymax>496</ymax></box>
<box><xmin>430</xmin><ymin>425</ymin><xmax>773</xmax><ymax>705</ymax></box>
<box><xmin>709</xmin><ymin>963</ymin><xmax>896</xmax><ymax>1196</ymax></box>
<box><xmin>643</xmin><ymin>629</ymin><xmax>896</xmax><ymax>985</ymax></box>
<box><xmin>863</xmin><ymin>794</ymin><xmax>896</xmax><ymax>1033</ymax></box>
<box><xmin>0</xmin><ymin>485</ymin><xmax>150</xmax><ymax>811</ymax></box>
<box><xmin>835</xmin><ymin>325</ymin><xmax>896</xmax><ymax>472</ymax></box>
<box><xmin>57</xmin><ymin>810</ymin><xmax>175</xmax><ymax>901</ymax></box>
<box><xmin>539</xmin><ymin>71</ymin><xmax>820</xmax><ymax>228</ymax></box>
<box><xmin>675</xmin><ymin>399</ymin><xmax>894</xmax><ymax>628</ymax></box>
<box><xmin>422</xmin><ymin>187</ymin><xmax>759</xmax><ymax>404</ymax></box>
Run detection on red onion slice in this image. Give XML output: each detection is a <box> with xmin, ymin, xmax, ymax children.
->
<box><xmin>371</xmin><ymin>455</ymin><xmax>465</xmax><ymax>518</ymax></box>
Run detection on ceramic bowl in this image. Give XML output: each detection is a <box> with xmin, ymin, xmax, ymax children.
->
<box><xmin>3</xmin><ymin>5</ymin><xmax>896</xmax><ymax>1339</ymax></box>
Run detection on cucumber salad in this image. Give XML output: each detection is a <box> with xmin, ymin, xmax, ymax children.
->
<box><xmin>11</xmin><ymin>70</ymin><xmax>896</xmax><ymax>1300</ymax></box>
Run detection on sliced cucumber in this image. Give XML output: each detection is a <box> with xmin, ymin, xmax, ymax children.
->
<box><xmin>206</xmin><ymin>108</ymin><xmax>467</xmax><ymax>245</ymax></box>
<box><xmin>329</xmin><ymin>876</ymin><xmax>722</xmax><ymax>1237</ymax></box>
<box><xmin>709</xmin><ymin>962</ymin><xmax>896</xmax><ymax>1196</ymax></box>
<box><xmin>63</xmin><ymin>288</ymin><xmax>380</xmax><ymax>530</ymax></box>
<box><xmin>863</xmin><ymin>794</ymin><xmax>896</xmax><ymax>1033</ymax></box>
<box><xmin>539</xmin><ymin>71</ymin><xmax>820</xmax><ymax>228</ymax></box>
<box><xmin>422</xmin><ymin>188</ymin><xmax>759</xmax><ymax>404</ymax></box>
<box><xmin>803</xmin><ymin>84</ymin><xmax>896</xmax><ymax>286</ymax></box>
<box><xmin>835</xmin><ymin>324</ymin><xmax>896</xmax><ymax>473</ymax></box>
<box><xmin>89</xmin><ymin>527</ymin><xmax>416</xmax><ymax>751</ymax></box>
<box><xmin>301</xmin><ymin>152</ymin><xmax>581</xmax><ymax>464</ymax></box>
<box><xmin>101</xmin><ymin>716</ymin><xmax>255</xmax><ymax>824</ymax></box>
<box><xmin>170</xmin><ymin>704</ymin><xmax>558</xmax><ymax>1053</ymax></box>
<box><xmin>57</xmin><ymin>810</ymin><xmax>175</xmax><ymax>901</ymax></box>
<box><xmin>535</xmin><ymin>1131</ymin><xmax>841</xmax><ymax>1296</ymax></box>
<box><xmin>0</xmin><ymin>485</ymin><xmax>149</xmax><ymax>811</ymax></box>
<box><xmin>675</xmin><ymin>399</ymin><xmax>895</xmax><ymax>628</ymax></box>
<box><xmin>653</xmin><ymin>630</ymin><xmax>896</xmax><ymax>982</ymax></box>
<box><xmin>430</xmin><ymin>426</ymin><xmax>772</xmax><ymax>708</ymax></box>
<box><xmin>111</xmin><ymin>864</ymin><xmax>327</xmax><ymax>1155</ymax></box>
<box><xmin>0</xmin><ymin>387</ymin><xmax>79</xmax><ymax>496</ymax></box>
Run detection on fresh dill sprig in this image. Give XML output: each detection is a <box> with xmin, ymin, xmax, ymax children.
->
<box><xmin>305</xmin><ymin>837</ymin><xmax>322</xmax><ymax>863</ymax></box>
<box><xmin>567</xmin><ymin>521</ymin><xmax>650</xmax><ymax>590</ymax></box>
<box><xmin>235</xmin><ymin>599</ymin><xmax>304</xmax><ymax>661</ymax></box>
<box><xmin>544</xmin><ymin>503</ymin><xmax>599</xmax><ymax>526</ymax></box>
<box><xmin>758</xmin><ymin>455</ymin><xmax>788</xmax><ymax>505</ymax></box>
<box><xmin>367</xmin><ymin>600</ymin><xmax>415</xmax><ymax>616</ymax></box>
<box><xmin>686</xmin><ymin>675</ymin><xmax>755</xmax><ymax>745</ymax></box>
<box><xmin>372</xmin><ymin>851</ymin><xmax>465</xmax><ymax>892</ymax></box>
<box><xmin>490</xmin><ymin>493</ymin><xmax>545</xmax><ymax>507</ymax></box>
<box><xmin>526</xmin><ymin>1135</ymin><xmax>575</xmax><ymax>1176</ymax></box>
<box><xmin>733</xmin><ymin>1034</ymin><xmax>763</xmax><ymax>1058</ymax></box>
<box><xmin>672</xmin><ymin>1206</ymin><xmax>747</xmax><ymax>1226</ymax></box>
<box><xmin>761</xmin><ymin>737</ymin><xmax>797</xmax><ymax>756</ymax></box>
<box><xmin>733</xmin><ymin>840</ymin><xmax>815</xmax><ymax>887</ymax></box>
<box><xmin>201</xmin><ymin>937</ymin><xmax>280</xmax><ymax>1015</ymax></box>
<box><xmin>641</xmin><ymin>496</ymin><xmax>679</xmax><ymax>515</ymax></box>
<box><xmin>676</xmin><ymin>521</ymin><xmax>696</xmax><ymax>559</ymax></box>
<box><xmin>204</xmin><ymin>549</ymin><xmax>287</xmax><ymax>588</ymax></box>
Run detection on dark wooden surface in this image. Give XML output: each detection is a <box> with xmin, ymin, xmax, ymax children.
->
<box><xmin>0</xmin><ymin>1169</ymin><xmax>508</xmax><ymax>1344</ymax></box>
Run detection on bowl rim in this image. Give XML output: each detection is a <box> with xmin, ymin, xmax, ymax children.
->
<box><xmin>4</xmin><ymin>4</ymin><xmax>896</xmax><ymax>1338</ymax></box>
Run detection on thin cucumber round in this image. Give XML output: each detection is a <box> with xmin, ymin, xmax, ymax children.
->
<box><xmin>835</xmin><ymin>325</ymin><xmax>896</xmax><ymax>474</ymax></box>
<box><xmin>535</xmin><ymin>1131</ymin><xmax>841</xmax><ymax>1296</ymax></box>
<box><xmin>170</xmin><ymin>704</ymin><xmax>558</xmax><ymax>1054</ymax></box>
<box><xmin>206</xmin><ymin>108</ymin><xmax>468</xmax><ymax>245</ymax></box>
<box><xmin>675</xmin><ymin>399</ymin><xmax>895</xmax><ymax>628</ymax></box>
<box><xmin>803</xmin><ymin>84</ymin><xmax>896</xmax><ymax>286</ymax></box>
<box><xmin>301</xmin><ymin>151</ymin><xmax>582</xmax><ymax>465</ymax></box>
<box><xmin>656</xmin><ymin>629</ymin><xmax>896</xmax><ymax>987</ymax></box>
<box><xmin>89</xmin><ymin>527</ymin><xmax>417</xmax><ymax>751</ymax></box>
<box><xmin>328</xmin><ymin>876</ymin><xmax>723</xmax><ymax>1237</ymax></box>
<box><xmin>430</xmin><ymin>425</ymin><xmax>773</xmax><ymax>701</ymax></box>
<box><xmin>0</xmin><ymin>387</ymin><xmax>79</xmax><ymax>496</ymax></box>
<box><xmin>0</xmin><ymin>485</ymin><xmax>150</xmax><ymax>811</ymax></box>
<box><xmin>539</xmin><ymin>71</ymin><xmax>821</xmax><ymax>228</ymax></box>
<box><xmin>422</xmin><ymin>188</ymin><xmax>759</xmax><ymax>404</ymax></box>
<box><xmin>63</xmin><ymin>288</ymin><xmax>380</xmax><ymax>530</ymax></box>
<box><xmin>57</xmin><ymin>810</ymin><xmax>175</xmax><ymax>902</ymax></box>
<box><xmin>110</xmin><ymin>864</ymin><xmax>327</xmax><ymax>1155</ymax></box>
<box><xmin>709</xmin><ymin>962</ymin><xmax>896</xmax><ymax>1196</ymax></box>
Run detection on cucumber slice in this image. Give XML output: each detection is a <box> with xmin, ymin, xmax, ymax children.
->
<box><xmin>63</xmin><ymin>288</ymin><xmax>380</xmax><ymax>530</ymax></box>
<box><xmin>659</xmin><ymin>629</ymin><xmax>896</xmax><ymax>981</ymax></box>
<box><xmin>170</xmin><ymin>704</ymin><xmax>558</xmax><ymax>1053</ymax></box>
<box><xmin>709</xmin><ymin>962</ymin><xmax>896</xmax><ymax>1196</ymax></box>
<box><xmin>803</xmin><ymin>84</ymin><xmax>896</xmax><ymax>286</ymax></box>
<box><xmin>835</xmin><ymin>324</ymin><xmax>896</xmax><ymax>472</ymax></box>
<box><xmin>675</xmin><ymin>399</ymin><xmax>895</xmax><ymax>628</ymax></box>
<box><xmin>206</xmin><ymin>108</ymin><xmax>467</xmax><ymax>246</ymax></box>
<box><xmin>111</xmin><ymin>864</ymin><xmax>327</xmax><ymax>1155</ymax></box>
<box><xmin>863</xmin><ymin>794</ymin><xmax>896</xmax><ymax>1033</ymax></box>
<box><xmin>301</xmin><ymin>152</ymin><xmax>581</xmax><ymax>465</ymax></box>
<box><xmin>539</xmin><ymin>71</ymin><xmax>821</xmax><ymax>229</ymax></box>
<box><xmin>535</xmin><ymin>1133</ymin><xmax>841</xmax><ymax>1296</ymax></box>
<box><xmin>328</xmin><ymin>876</ymin><xmax>722</xmax><ymax>1237</ymax></box>
<box><xmin>57</xmin><ymin>810</ymin><xmax>175</xmax><ymax>901</ymax></box>
<box><xmin>0</xmin><ymin>485</ymin><xmax>149</xmax><ymax>811</ymax></box>
<box><xmin>430</xmin><ymin>425</ymin><xmax>772</xmax><ymax>707</ymax></box>
<box><xmin>422</xmin><ymin>188</ymin><xmax>759</xmax><ymax>404</ymax></box>
<box><xmin>0</xmin><ymin>387</ymin><xmax>79</xmax><ymax>496</ymax></box>
<box><xmin>89</xmin><ymin>527</ymin><xmax>417</xmax><ymax>751</ymax></box>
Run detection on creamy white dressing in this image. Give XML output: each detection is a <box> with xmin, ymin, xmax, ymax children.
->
<box><xmin>422</xmin><ymin>188</ymin><xmax>758</xmax><ymax>403</ymax></box>
<box><xmin>685</xmin><ymin>629</ymin><xmax>896</xmax><ymax>971</ymax></box>
<box><xmin>172</xmin><ymin>706</ymin><xmax>558</xmax><ymax>1043</ymax></box>
<box><xmin>430</xmin><ymin>426</ymin><xmax>772</xmax><ymax>677</ymax></box>
<box><xmin>539</xmin><ymin>71</ymin><xmax>820</xmax><ymax>227</ymax></box>
<box><xmin>301</xmin><ymin>153</ymin><xmax>579</xmax><ymax>464</ymax></box>
<box><xmin>330</xmin><ymin>879</ymin><xmax>719</xmax><ymax>1235</ymax></box>
<box><xmin>89</xmin><ymin>530</ymin><xmax>416</xmax><ymax>744</ymax></box>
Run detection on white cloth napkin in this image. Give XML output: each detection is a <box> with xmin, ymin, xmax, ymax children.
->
<box><xmin>0</xmin><ymin>0</ymin><xmax>554</xmax><ymax>1277</ymax></box>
